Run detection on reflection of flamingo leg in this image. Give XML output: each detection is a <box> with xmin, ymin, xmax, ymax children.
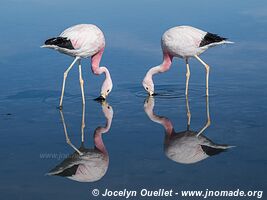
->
<box><xmin>197</xmin><ymin>96</ymin><xmax>211</xmax><ymax>136</ymax></box>
<box><xmin>59</xmin><ymin>110</ymin><xmax>83</xmax><ymax>156</ymax></box>
<box><xmin>185</xmin><ymin>95</ymin><xmax>191</xmax><ymax>130</ymax></box>
<box><xmin>81</xmin><ymin>104</ymin><xmax>85</xmax><ymax>143</ymax></box>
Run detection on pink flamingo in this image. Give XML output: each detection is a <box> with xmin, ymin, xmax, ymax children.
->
<box><xmin>142</xmin><ymin>26</ymin><xmax>233</xmax><ymax>96</ymax></box>
<box><xmin>42</xmin><ymin>24</ymin><xmax>112</xmax><ymax>109</ymax></box>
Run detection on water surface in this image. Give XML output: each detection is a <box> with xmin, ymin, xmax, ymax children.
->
<box><xmin>0</xmin><ymin>0</ymin><xmax>266</xmax><ymax>199</ymax></box>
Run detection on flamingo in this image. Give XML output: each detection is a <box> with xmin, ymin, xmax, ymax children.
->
<box><xmin>144</xmin><ymin>96</ymin><xmax>233</xmax><ymax>164</ymax></box>
<box><xmin>42</xmin><ymin>24</ymin><xmax>112</xmax><ymax>109</ymax></box>
<box><xmin>47</xmin><ymin>102</ymin><xmax>113</xmax><ymax>182</ymax></box>
<box><xmin>142</xmin><ymin>26</ymin><xmax>233</xmax><ymax>96</ymax></box>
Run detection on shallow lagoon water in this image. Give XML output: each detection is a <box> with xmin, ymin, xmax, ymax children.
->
<box><xmin>0</xmin><ymin>0</ymin><xmax>267</xmax><ymax>199</ymax></box>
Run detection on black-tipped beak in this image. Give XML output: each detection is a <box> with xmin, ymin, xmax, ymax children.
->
<box><xmin>94</xmin><ymin>95</ymin><xmax>106</xmax><ymax>102</ymax></box>
<box><xmin>148</xmin><ymin>91</ymin><xmax>158</xmax><ymax>96</ymax></box>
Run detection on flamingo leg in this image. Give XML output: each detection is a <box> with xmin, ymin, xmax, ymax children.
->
<box><xmin>78</xmin><ymin>60</ymin><xmax>85</xmax><ymax>106</ymax></box>
<box><xmin>59</xmin><ymin>57</ymin><xmax>80</xmax><ymax>109</ymax></box>
<box><xmin>59</xmin><ymin>110</ymin><xmax>83</xmax><ymax>155</ymax></box>
<box><xmin>197</xmin><ymin>96</ymin><xmax>211</xmax><ymax>136</ymax></box>
<box><xmin>185</xmin><ymin>58</ymin><xmax>190</xmax><ymax>96</ymax></box>
<box><xmin>194</xmin><ymin>55</ymin><xmax>210</xmax><ymax>96</ymax></box>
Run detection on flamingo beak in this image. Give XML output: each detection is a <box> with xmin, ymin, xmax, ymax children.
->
<box><xmin>94</xmin><ymin>95</ymin><xmax>106</xmax><ymax>102</ymax></box>
<box><xmin>149</xmin><ymin>92</ymin><xmax>158</xmax><ymax>96</ymax></box>
<box><xmin>149</xmin><ymin>91</ymin><xmax>157</xmax><ymax>96</ymax></box>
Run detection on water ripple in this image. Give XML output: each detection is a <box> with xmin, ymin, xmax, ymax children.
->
<box><xmin>134</xmin><ymin>84</ymin><xmax>218</xmax><ymax>99</ymax></box>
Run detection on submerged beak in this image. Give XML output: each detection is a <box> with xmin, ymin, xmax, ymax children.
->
<box><xmin>94</xmin><ymin>95</ymin><xmax>106</xmax><ymax>102</ymax></box>
<box><xmin>149</xmin><ymin>91</ymin><xmax>154</xmax><ymax>96</ymax></box>
<box><xmin>148</xmin><ymin>91</ymin><xmax>158</xmax><ymax>96</ymax></box>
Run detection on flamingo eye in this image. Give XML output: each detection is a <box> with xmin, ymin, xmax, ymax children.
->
<box><xmin>107</xmin><ymin>89</ymin><xmax>110</xmax><ymax>93</ymax></box>
<box><xmin>146</xmin><ymin>87</ymin><xmax>148</xmax><ymax>90</ymax></box>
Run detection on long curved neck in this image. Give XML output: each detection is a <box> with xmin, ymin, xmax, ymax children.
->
<box><xmin>99</xmin><ymin>67</ymin><xmax>111</xmax><ymax>82</ymax></box>
<box><xmin>91</xmin><ymin>49</ymin><xmax>110</xmax><ymax>77</ymax></box>
<box><xmin>145</xmin><ymin>53</ymin><xmax>173</xmax><ymax>79</ymax></box>
<box><xmin>91</xmin><ymin>49</ymin><xmax>112</xmax><ymax>95</ymax></box>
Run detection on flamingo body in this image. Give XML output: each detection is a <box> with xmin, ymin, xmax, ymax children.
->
<box><xmin>143</xmin><ymin>25</ymin><xmax>233</xmax><ymax>96</ymax></box>
<box><xmin>44</xmin><ymin>24</ymin><xmax>105</xmax><ymax>58</ymax></box>
<box><xmin>161</xmin><ymin>26</ymin><xmax>230</xmax><ymax>58</ymax></box>
<box><xmin>42</xmin><ymin>24</ymin><xmax>112</xmax><ymax>108</ymax></box>
<box><xmin>162</xmin><ymin>26</ymin><xmax>206</xmax><ymax>58</ymax></box>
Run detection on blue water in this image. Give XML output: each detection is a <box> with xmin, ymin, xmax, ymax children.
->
<box><xmin>0</xmin><ymin>0</ymin><xmax>266</xmax><ymax>199</ymax></box>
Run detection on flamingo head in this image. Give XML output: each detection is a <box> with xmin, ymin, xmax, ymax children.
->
<box><xmin>95</xmin><ymin>73</ymin><xmax>113</xmax><ymax>102</ymax></box>
<box><xmin>142</xmin><ymin>76</ymin><xmax>154</xmax><ymax>96</ymax></box>
<box><xmin>100</xmin><ymin>78</ymin><xmax>113</xmax><ymax>99</ymax></box>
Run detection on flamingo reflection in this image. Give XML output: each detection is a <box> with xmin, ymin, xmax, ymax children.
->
<box><xmin>144</xmin><ymin>96</ymin><xmax>233</xmax><ymax>164</ymax></box>
<box><xmin>47</xmin><ymin>102</ymin><xmax>113</xmax><ymax>182</ymax></box>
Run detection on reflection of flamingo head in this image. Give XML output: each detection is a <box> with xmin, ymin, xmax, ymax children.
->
<box><xmin>94</xmin><ymin>101</ymin><xmax>113</xmax><ymax>136</ymax></box>
<box><xmin>101</xmin><ymin>101</ymin><xmax>113</xmax><ymax>121</ymax></box>
<box><xmin>144</xmin><ymin>97</ymin><xmax>155</xmax><ymax>115</ymax></box>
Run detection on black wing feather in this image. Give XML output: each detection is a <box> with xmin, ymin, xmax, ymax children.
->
<box><xmin>45</xmin><ymin>37</ymin><xmax>75</xmax><ymax>50</ymax></box>
<box><xmin>199</xmin><ymin>32</ymin><xmax>227</xmax><ymax>47</ymax></box>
